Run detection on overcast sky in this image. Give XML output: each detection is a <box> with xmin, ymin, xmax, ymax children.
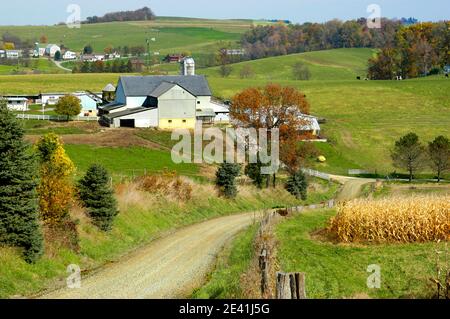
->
<box><xmin>0</xmin><ymin>0</ymin><xmax>448</xmax><ymax>25</ymax></box>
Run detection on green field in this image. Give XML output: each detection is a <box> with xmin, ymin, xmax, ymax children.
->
<box><xmin>0</xmin><ymin>59</ymin><xmax>67</xmax><ymax>75</ymax></box>
<box><xmin>64</xmin><ymin>145</ymin><xmax>199</xmax><ymax>178</ymax></box>
<box><xmin>0</xmin><ymin>17</ymin><xmax>253</xmax><ymax>56</ymax></box>
<box><xmin>1</xmin><ymin>48</ymin><xmax>449</xmax><ymax>175</ymax></box>
<box><xmin>275</xmin><ymin>210</ymin><xmax>445</xmax><ymax>298</ymax></box>
<box><xmin>199</xmin><ymin>48</ymin><xmax>377</xmax><ymax>81</ymax></box>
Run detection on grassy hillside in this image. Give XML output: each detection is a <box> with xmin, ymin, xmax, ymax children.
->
<box><xmin>199</xmin><ymin>48</ymin><xmax>377</xmax><ymax>81</ymax></box>
<box><xmin>275</xmin><ymin>210</ymin><xmax>446</xmax><ymax>298</ymax></box>
<box><xmin>0</xmin><ymin>17</ymin><xmax>252</xmax><ymax>55</ymax></box>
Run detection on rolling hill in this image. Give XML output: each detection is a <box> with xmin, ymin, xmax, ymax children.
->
<box><xmin>199</xmin><ymin>48</ymin><xmax>377</xmax><ymax>81</ymax></box>
<box><xmin>0</xmin><ymin>17</ymin><xmax>254</xmax><ymax>55</ymax></box>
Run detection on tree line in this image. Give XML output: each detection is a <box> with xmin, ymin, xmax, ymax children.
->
<box><xmin>84</xmin><ymin>7</ymin><xmax>156</xmax><ymax>24</ymax></box>
<box><xmin>240</xmin><ymin>18</ymin><xmax>404</xmax><ymax>60</ymax></box>
<box><xmin>0</xmin><ymin>101</ymin><xmax>118</xmax><ymax>263</ymax></box>
<box><xmin>72</xmin><ymin>59</ymin><xmax>135</xmax><ymax>73</ymax></box>
<box><xmin>368</xmin><ymin>21</ymin><xmax>450</xmax><ymax>79</ymax></box>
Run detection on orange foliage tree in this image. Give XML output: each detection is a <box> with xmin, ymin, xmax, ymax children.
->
<box><xmin>231</xmin><ymin>84</ymin><xmax>311</xmax><ymax>186</ymax></box>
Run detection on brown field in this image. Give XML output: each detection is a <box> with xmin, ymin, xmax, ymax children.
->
<box><xmin>328</xmin><ymin>195</ymin><xmax>450</xmax><ymax>243</ymax></box>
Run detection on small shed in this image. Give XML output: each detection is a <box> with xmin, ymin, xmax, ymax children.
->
<box><xmin>6</xmin><ymin>97</ymin><xmax>29</xmax><ymax>111</ymax></box>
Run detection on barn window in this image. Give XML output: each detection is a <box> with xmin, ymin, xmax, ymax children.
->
<box><xmin>168</xmin><ymin>120</ymin><xmax>172</xmax><ymax>123</ymax></box>
<box><xmin>197</xmin><ymin>101</ymin><xmax>201</xmax><ymax>104</ymax></box>
<box><xmin>182</xmin><ymin>120</ymin><xmax>187</xmax><ymax>123</ymax></box>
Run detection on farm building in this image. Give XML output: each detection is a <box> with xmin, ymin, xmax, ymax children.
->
<box><xmin>298</xmin><ymin>114</ymin><xmax>321</xmax><ymax>136</ymax></box>
<box><xmin>163</xmin><ymin>54</ymin><xmax>184</xmax><ymax>63</ymax></box>
<box><xmin>45</xmin><ymin>44</ymin><xmax>60</xmax><ymax>58</ymax></box>
<box><xmin>63</xmin><ymin>51</ymin><xmax>77</xmax><ymax>60</ymax></box>
<box><xmin>5</xmin><ymin>50</ymin><xmax>21</xmax><ymax>59</ymax></box>
<box><xmin>5</xmin><ymin>97</ymin><xmax>29</xmax><ymax>111</ymax></box>
<box><xmin>40</xmin><ymin>92</ymin><xmax>102</xmax><ymax>116</ymax></box>
<box><xmin>99</xmin><ymin>74</ymin><xmax>230</xmax><ymax>129</ymax></box>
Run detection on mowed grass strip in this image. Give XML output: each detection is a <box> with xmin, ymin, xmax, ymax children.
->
<box><xmin>64</xmin><ymin>144</ymin><xmax>199</xmax><ymax>177</ymax></box>
<box><xmin>275</xmin><ymin>210</ymin><xmax>445</xmax><ymax>298</ymax></box>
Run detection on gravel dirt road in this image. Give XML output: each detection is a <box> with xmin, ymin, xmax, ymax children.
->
<box><xmin>40</xmin><ymin>212</ymin><xmax>260</xmax><ymax>299</ymax></box>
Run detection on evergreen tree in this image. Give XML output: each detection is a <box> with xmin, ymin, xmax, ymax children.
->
<box><xmin>391</xmin><ymin>132</ymin><xmax>426</xmax><ymax>182</ymax></box>
<box><xmin>428</xmin><ymin>135</ymin><xmax>450</xmax><ymax>183</ymax></box>
<box><xmin>245</xmin><ymin>160</ymin><xmax>264</xmax><ymax>188</ymax></box>
<box><xmin>78</xmin><ymin>164</ymin><xmax>118</xmax><ymax>231</ymax></box>
<box><xmin>285</xmin><ymin>170</ymin><xmax>308</xmax><ymax>200</ymax></box>
<box><xmin>0</xmin><ymin>101</ymin><xmax>43</xmax><ymax>263</ymax></box>
<box><xmin>215</xmin><ymin>163</ymin><xmax>241</xmax><ymax>199</ymax></box>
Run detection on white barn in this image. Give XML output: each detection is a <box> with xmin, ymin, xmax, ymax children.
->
<box><xmin>6</xmin><ymin>97</ymin><xmax>29</xmax><ymax>111</ymax></box>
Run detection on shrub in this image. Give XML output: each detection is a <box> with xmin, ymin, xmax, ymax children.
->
<box><xmin>328</xmin><ymin>195</ymin><xmax>450</xmax><ymax>243</ymax></box>
<box><xmin>136</xmin><ymin>173</ymin><xmax>193</xmax><ymax>202</ymax></box>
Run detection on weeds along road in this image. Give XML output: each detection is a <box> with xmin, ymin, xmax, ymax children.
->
<box><xmin>40</xmin><ymin>212</ymin><xmax>260</xmax><ymax>299</ymax></box>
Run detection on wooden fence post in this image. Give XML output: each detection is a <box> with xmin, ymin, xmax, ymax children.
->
<box><xmin>276</xmin><ymin>272</ymin><xmax>306</xmax><ymax>299</ymax></box>
<box><xmin>259</xmin><ymin>247</ymin><xmax>268</xmax><ymax>295</ymax></box>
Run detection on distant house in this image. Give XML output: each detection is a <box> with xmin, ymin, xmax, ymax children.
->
<box><xmin>298</xmin><ymin>114</ymin><xmax>321</xmax><ymax>136</ymax></box>
<box><xmin>5</xmin><ymin>97</ymin><xmax>29</xmax><ymax>111</ymax></box>
<box><xmin>163</xmin><ymin>54</ymin><xmax>184</xmax><ymax>63</ymax></box>
<box><xmin>222</xmin><ymin>49</ymin><xmax>246</xmax><ymax>56</ymax></box>
<box><xmin>0</xmin><ymin>50</ymin><xmax>5</xmax><ymax>58</ymax></box>
<box><xmin>5</xmin><ymin>50</ymin><xmax>21</xmax><ymax>59</ymax></box>
<box><xmin>40</xmin><ymin>92</ymin><xmax>102</xmax><ymax>116</ymax></box>
<box><xmin>63</xmin><ymin>51</ymin><xmax>77</xmax><ymax>60</ymax></box>
<box><xmin>106</xmin><ymin>52</ymin><xmax>121</xmax><ymax>60</ymax></box>
<box><xmin>45</xmin><ymin>44</ymin><xmax>61</xmax><ymax>58</ymax></box>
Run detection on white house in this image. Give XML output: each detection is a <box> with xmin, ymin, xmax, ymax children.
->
<box><xmin>40</xmin><ymin>92</ymin><xmax>101</xmax><ymax>116</ymax></box>
<box><xmin>5</xmin><ymin>50</ymin><xmax>21</xmax><ymax>59</ymax></box>
<box><xmin>0</xmin><ymin>50</ymin><xmax>5</xmax><ymax>58</ymax></box>
<box><xmin>5</xmin><ymin>97</ymin><xmax>29</xmax><ymax>111</ymax></box>
<box><xmin>45</xmin><ymin>44</ymin><xmax>60</xmax><ymax>58</ymax></box>
<box><xmin>63</xmin><ymin>51</ymin><xmax>77</xmax><ymax>60</ymax></box>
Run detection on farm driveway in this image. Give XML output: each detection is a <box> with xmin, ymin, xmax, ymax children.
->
<box><xmin>39</xmin><ymin>212</ymin><xmax>260</xmax><ymax>299</ymax></box>
<box><xmin>330</xmin><ymin>174</ymin><xmax>376</xmax><ymax>201</ymax></box>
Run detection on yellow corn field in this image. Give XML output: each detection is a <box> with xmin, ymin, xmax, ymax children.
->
<box><xmin>328</xmin><ymin>195</ymin><xmax>450</xmax><ymax>243</ymax></box>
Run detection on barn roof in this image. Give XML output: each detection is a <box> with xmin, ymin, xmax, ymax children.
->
<box><xmin>118</xmin><ymin>75</ymin><xmax>212</xmax><ymax>97</ymax></box>
<box><xmin>103</xmin><ymin>83</ymin><xmax>116</xmax><ymax>92</ymax></box>
<box><xmin>104</xmin><ymin>107</ymin><xmax>156</xmax><ymax>119</ymax></box>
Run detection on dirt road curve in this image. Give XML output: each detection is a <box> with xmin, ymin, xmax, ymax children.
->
<box><xmin>329</xmin><ymin>174</ymin><xmax>376</xmax><ymax>201</ymax></box>
<box><xmin>40</xmin><ymin>212</ymin><xmax>259</xmax><ymax>299</ymax></box>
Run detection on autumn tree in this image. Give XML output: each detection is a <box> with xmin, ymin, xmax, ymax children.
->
<box><xmin>231</xmin><ymin>84</ymin><xmax>310</xmax><ymax>187</ymax></box>
<box><xmin>428</xmin><ymin>136</ymin><xmax>450</xmax><ymax>182</ymax></box>
<box><xmin>78</xmin><ymin>164</ymin><xmax>119</xmax><ymax>231</ymax></box>
<box><xmin>391</xmin><ymin>133</ymin><xmax>427</xmax><ymax>182</ymax></box>
<box><xmin>40</xmin><ymin>35</ymin><xmax>48</xmax><ymax>44</ymax></box>
<box><xmin>215</xmin><ymin>163</ymin><xmax>241</xmax><ymax>199</ymax></box>
<box><xmin>368</xmin><ymin>48</ymin><xmax>401</xmax><ymax>80</ymax></box>
<box><xmin>35</xmin><ymin>134</ymin><xmax>75</xmax><ymax>225</ymax></box>
<box><xmin>0</xmin><ymin>101</ymin><xmax>43</xmax><ymax>263</ymax></box>
<box><xmin>55</xmin><ymin>95</ymin><xmax>82</xmax><ymax>120</ymax></box>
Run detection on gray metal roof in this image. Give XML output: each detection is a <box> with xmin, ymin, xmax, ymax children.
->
<box><xmin>149</xmin><ymin>82</ymin><xmax>177</xmax><ymax>98</ymax></box>
<box><xmin>99</xmin><ymin>102</ymin><xmax>125</xmax><ymax>112</ymax></box>
<box><xmin>118</xmin><ymin>75</ymin><xmax>212</xmax><ymax>97</ymax></box>
<box><xmin>104</xmin><ymin>107</ymin><xmax>156</xmax><ymax>119</ymax></box>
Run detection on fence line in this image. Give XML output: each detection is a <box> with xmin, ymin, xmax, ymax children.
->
<box><xmin>16</xmin><ymin>114</ymin><xmax>99</xmax><ymax>122</ymax></box>
<box><xmin>301</xmin><ymin>168</ymin><xmax>331</xmax><ymax>181</ymax></box>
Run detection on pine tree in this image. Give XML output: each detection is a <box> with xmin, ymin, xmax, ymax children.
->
<box><xmin>0</xmin><ymin>101</ymin><xmax>43</xmax><ymax>263</ymax></box>
<box><xmin>78</xmin><ymin>164</ymin><xmax>118</xmax><ymax>231</ymax></box>
<box><xmin>215</xmin><ymin>163</ymin><xmax>241</xmax><ymax>198</ymax></box>
<box><xmin>285</xmin><ymin>170</ymin><xmax>308</xmax><ymax>200</ymax></box>
<box><xmin>245</xmin><ymin>160</ymin><xmax>264</xmax><ymax>189</ymax></box>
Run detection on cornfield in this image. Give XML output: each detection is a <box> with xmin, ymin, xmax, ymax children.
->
<box><xmin>328</xmin><ymin>195</ymin><xmax>450</xmax><ymax>243</ymax></box>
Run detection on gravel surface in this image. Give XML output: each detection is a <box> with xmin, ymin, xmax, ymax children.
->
<box><xmin>40</xmin><ymin>212</ymin><xmax>260</xmax><ymax>299</ymax></box>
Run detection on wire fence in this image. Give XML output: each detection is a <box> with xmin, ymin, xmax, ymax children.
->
<box><xmin>16</xmin><ymin>114</ymin><xmax>99</xmax><ymax>121</ymax></box>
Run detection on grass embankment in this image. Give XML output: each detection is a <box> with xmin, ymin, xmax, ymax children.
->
<box><xmin>191</xmin><ymin>179</ymin><xmax>339</xmax><ymax>299</ymax></box>
<box><xmin>275</xmin><ymin>210</ymin><xmax>447</xmax><ymax>298</ymax></box>
<box><xmin>0</xmin><ymin>59</ymin><xmax>67</xmax><ymax>75</ymax></box>
<box><xmin>0</xmin><ymin>180</ymin><xmax>312</xmax><ymax>298</ymax></box>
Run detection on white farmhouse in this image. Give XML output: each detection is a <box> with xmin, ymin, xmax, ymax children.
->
<box><xmin>63</xmin><ymin>51</ymin><xmax>77</xmax><ymax>60</ymax></box>
<box><xmin>45</xmin><ymin>44</ymin><xmax>61</xmax><ymax>58</ymax></box>
<box><xmin>5</xmin><ymin>50</ymin><xmax>21</xmax><ymax>59</ymax></box>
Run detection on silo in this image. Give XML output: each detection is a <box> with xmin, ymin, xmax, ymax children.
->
<box><xmin>180</xmin><ymin>57</ymin><xmax>195</xmax><ymax>76</ymax></box>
